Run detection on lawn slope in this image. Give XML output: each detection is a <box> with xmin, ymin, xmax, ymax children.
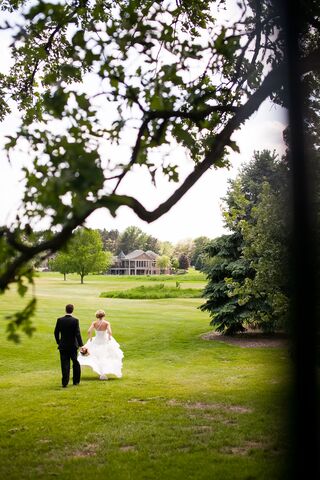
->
<box><xmin>0</xmin><ymin>273</ymin><xmax>290</xmax><ymax>479</ymax></box>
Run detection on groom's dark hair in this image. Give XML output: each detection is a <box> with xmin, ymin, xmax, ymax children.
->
<box><xmin>65</xmin><ymin>304</ymin><xmax>74</xmax><ymax>314</ymax></box>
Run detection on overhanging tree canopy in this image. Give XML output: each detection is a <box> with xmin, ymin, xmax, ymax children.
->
<box><xmin>0</xmin><ymin>0</ymin><xmax>319</xmax><ymax>337</ymax></box>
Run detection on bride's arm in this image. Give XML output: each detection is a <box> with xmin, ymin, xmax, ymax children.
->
<box><xmin>106</xmin><ymin>322</ymin><xmax>112</xmax><ymax>340</ymax></box>
<box><xmin>87</xmin><ymin>321</ymin><xmax>95</xmax><ymax>341</ymax></box>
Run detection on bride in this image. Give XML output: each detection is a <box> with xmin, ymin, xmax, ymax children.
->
<box><xmin>78</xmin><ymin>309</ymin><xmax>123</xmax><ymax>380</ymax></box>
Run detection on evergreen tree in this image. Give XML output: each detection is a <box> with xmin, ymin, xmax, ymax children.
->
<box><xmin>178</xmin><ymin>253</ymin><xmax>190</xmax><ymax>271</ymax></box>
<box><xmin>200</xmin><ymin>233</ymin><xmax>253</xmax><ymax>334</ymax></box>
<box><xmin>200</xmin><ymin>151</ymin><xmax>290</xmax><ymax>334</ymax></box>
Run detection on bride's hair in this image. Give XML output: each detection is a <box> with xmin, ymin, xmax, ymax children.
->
<box><xmin>95</xmin><ymin>309</ymin><xmax>106</xmax><ymax>319</ymax></box>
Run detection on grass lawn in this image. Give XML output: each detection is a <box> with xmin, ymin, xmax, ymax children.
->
<box><xmin>0</xmin><ymin>272</ymin><xmax>291</xmax><ymax>479</ymax></box>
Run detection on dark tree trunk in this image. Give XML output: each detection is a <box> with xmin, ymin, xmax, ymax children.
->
<box><xmin>282</xmin><ymin>1</ymin><xmax>319</xmax><ymax>477</ymax></box>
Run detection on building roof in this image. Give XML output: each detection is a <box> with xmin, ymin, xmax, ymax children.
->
<box><xmin>125</xmin><ymin>249</ymin><xmax>145</xmax><ymax>259</ymax></box>
<box><xmin>121</xmin><ymin>249</ymin><xmax>159</xmax><ymax>260</ymax></box>
<box><xmin>145</xmin><ymin>250</ymin><xmax>158</xmax><ymax>258</ymax></box>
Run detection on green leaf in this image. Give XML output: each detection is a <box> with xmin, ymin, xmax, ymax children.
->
<box><xmin>72</xmin><ymin>30</ymin><xmax>85</xmax><ymax>47</ymax></box>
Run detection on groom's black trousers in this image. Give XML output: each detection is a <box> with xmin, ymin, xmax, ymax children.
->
<box><xmin>59</xmin><ymin>348</ymin><xmax>81</xmax><ymax>386</ymax></box>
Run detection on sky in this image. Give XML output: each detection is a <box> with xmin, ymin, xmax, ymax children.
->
<box><xmin>83</xmin><ymin>100</ymin><xmax>287</xmax><ymax>242</ymax></box>
<box><xmin>0</xmin><ymin>99</ymin><xmax>287</xmax><ymax>243</ymax></box>
<box><xmin>0</xmin><ymin>3</ymin><xmax>288</xmax><ymax>244</ymax></box>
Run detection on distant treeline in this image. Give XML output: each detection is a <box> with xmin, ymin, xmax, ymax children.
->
<box><xmin>97</xmin><ymin>226</ymin><xmax>213</xmax><ymax>270</ymax></box>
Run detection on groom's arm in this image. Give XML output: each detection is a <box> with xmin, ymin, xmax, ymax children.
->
<box><xmin>75</xmin><ymin>319</ymin><xmax>84</xmax><ymax>347</ymax></box>
<box><xmin>54</xmin><ymin>319</ymin><xmax>60</xmax><ymax>345</ymax></box>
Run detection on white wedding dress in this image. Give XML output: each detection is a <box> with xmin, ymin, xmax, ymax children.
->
<box><xmin>78</xmin><ymin>330</ymin><xmax>124</xmax><ymax>378</ymax></box>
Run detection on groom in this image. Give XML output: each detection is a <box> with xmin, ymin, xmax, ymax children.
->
<box><xmin>54</xmin><ymin>304</ymin><xmax>84</xmax><ymax>388</ymax></box>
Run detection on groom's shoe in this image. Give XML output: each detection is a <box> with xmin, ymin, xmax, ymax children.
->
<box><xmin>73</xmin><ymin>383</ymin><xmax>79</xmax><ymax>386</ymax></box>
<box><xmin>62</xmin><ymin>385</ymin><xmax>68</xmax><ymax>388</ymax></box>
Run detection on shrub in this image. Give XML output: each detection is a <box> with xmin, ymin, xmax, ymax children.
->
<box><xmin>100</xmin><ymin>284</ymin><xmax>203</xmax><ymax>299</ymax></box>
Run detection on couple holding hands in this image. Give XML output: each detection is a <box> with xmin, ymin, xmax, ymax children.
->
<box><xmin>54</xmin><ymin>304</ymin><xmax>123</xmax><ymax>387</ymax></box>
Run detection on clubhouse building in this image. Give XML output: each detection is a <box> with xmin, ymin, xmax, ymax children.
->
<box><xmin>108</xmin><ymin>249</ymin><xmax>169</xmax><ymax>275</ymax></box>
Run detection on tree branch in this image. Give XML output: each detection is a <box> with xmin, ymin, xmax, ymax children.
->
<box><xmin>101</xmin><ymin>47</ymin><xmax>320</xmax><ymax>222</ymax></box>
<box><xmin>23</xmin><ymin>6</ymin><xmax>79</xmax><ymax>92</ymax></box>
<box><xmin>109</xmin><ymin>104</ymin><xmax>238</xmax><ymax>190</ymax></box>
<box><xmin>0</xmin><ymin>208</ymin><xmax>95</xmax><ymax>291</ymax></box>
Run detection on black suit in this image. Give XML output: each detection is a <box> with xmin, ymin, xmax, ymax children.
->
<box><xmin>54</xmin><ymin>314</ymin><xmax>84</xmax><ymax>387</ymax></box>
